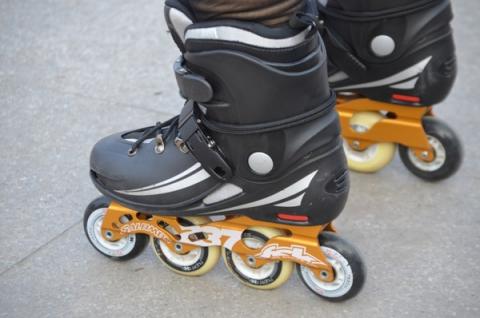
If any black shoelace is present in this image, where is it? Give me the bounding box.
[128,116,179,156]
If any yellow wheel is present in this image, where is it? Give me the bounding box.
[343,111,396,173]
[222,226,294,290]
[151,216,220,276]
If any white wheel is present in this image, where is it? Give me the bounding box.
[406,135,446,172]
[298,247,353,298]
[152,217,220,276]
[297,232,365,301]
[222,227,293,290]
[84,197,148,260]
[343,112,396,173]
[399,117,462,181]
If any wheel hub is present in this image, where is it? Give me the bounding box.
[231,237,276,280]
[87,208,136,257]
[299,246,353,298]
[158,239,203,267]
[408,135,446,171]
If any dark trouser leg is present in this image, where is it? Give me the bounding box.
[188,0,305,26]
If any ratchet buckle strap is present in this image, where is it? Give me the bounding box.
[176,100,233,181]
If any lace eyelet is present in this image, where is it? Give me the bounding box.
[154,145,165,154]
[154,134,165,154]
[128,148,137,157]
[175,137,189,154]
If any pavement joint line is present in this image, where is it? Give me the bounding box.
[41,86,177,118]
[0,218,83,277]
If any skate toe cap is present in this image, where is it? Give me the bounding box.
[89,130,219,208]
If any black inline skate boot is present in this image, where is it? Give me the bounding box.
[84,0,365,301]
[318,0,462,180]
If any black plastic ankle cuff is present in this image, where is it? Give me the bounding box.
[318,0,445,22]
[199,91,336,135]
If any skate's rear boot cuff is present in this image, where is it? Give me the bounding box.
[320,0,457,105]
[90,0,349,226]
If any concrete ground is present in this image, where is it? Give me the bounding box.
[1,1,479,317]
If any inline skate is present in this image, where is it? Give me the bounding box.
[83,0,365,301]
[318,0,463,180]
